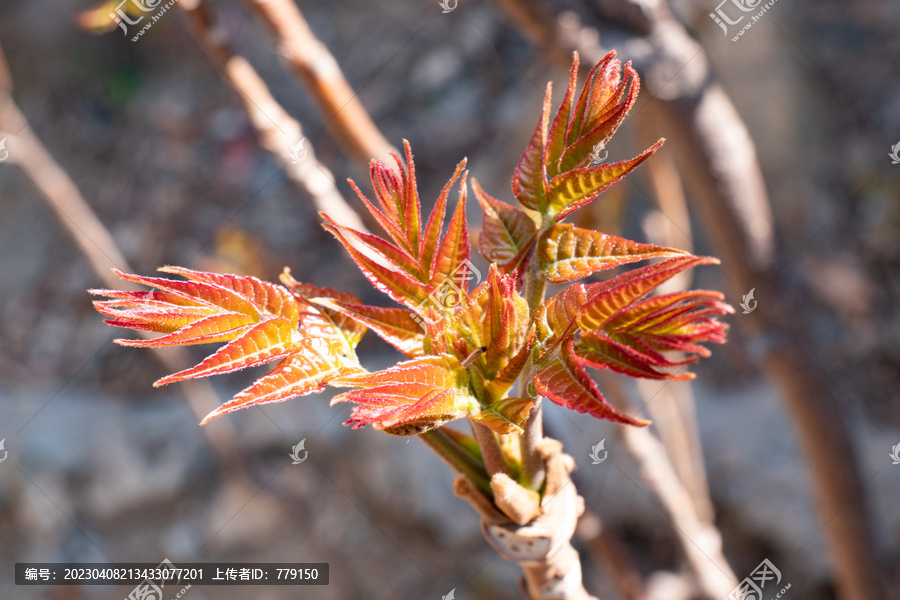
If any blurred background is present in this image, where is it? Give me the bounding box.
[0,0,898,599]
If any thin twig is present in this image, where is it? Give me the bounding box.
[598,373,738,598]
[237,0,396,167]
[180,1,368,233]
[471,420,513,479]
[421,428,493,497]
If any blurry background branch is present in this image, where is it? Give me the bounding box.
[237,0,397,167]
[179,0,368,233]
[598,373,737,599]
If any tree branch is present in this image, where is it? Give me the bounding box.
[237,0,397,167]
[179,1,368,233]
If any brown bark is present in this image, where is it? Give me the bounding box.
[456,439,598,600]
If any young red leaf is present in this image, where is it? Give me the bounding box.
[162,266,300,324]
[90,269,301,363]
[330,355,480,435]
[92,291,229,335]
[559,57,640,173]
[321,215,431,310]
[538,222,688,283]
[431,171,471,285]
[575,332,696,381]
[472,178,538,274]
[512,83,552,213]
[545,55,581,180]
[549,140,663,221]
[199,348,364,425]
[154,316,297,386]
[310,298,425,358]
[115,313,256,348]
[528,256,731,425]
[481,265,530,377]
[422,160,466,274]
[323,142,472,315]
[508,51,659,221]
[575,256,718,332]
[534,339,648,426]
[472,397,535,435]
[602,289,729,333]
[96,269,263,321]
[279,270,367,351]
[91,268,366,423]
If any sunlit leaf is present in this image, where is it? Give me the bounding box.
[549,141,663,220]
[331,355,479,435]
[534,339,648,426]
[512,84,552,213]
[508,51,659,221]
[311,298,425,358]
[472,397,535,434]
[538,223,687,283]
[90,268,364,422]
[473,178,537,274]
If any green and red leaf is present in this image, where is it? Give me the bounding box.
[331,355,479,435]
[90,268,365,424]
[575,256,718,332]
[431,172,471,285]
[310,298,426,358]
[512,84,552,213]
[472,397,535,434]
[473,178,538,274]
[199,350,363,425]
[528,256,732,424]
[481,265,530,377]
[509,51,659,222]
[324,141,473,317]
[534,339,648,426]
[538,222,687,283]
[549,141,663,220]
